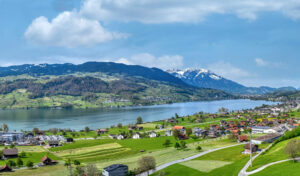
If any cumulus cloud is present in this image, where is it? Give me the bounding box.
[208,61,253,81]
[115,53,184,70]
[25,11,126,47]
[254,58,281,67]
[81,0,300,23]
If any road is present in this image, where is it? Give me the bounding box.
[137,143,243,176]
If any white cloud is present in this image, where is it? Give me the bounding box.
[115,53,184,70]
[81,0,300,23]
[25,11,126,47]
[208,61,253,81]
[254,58,281,67]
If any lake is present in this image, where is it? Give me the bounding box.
[0,99,278,131]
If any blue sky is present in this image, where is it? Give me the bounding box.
[1,0,300,88]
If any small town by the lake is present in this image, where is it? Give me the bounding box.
[1,1,300,176]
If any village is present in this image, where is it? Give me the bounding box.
[0,101,299,175]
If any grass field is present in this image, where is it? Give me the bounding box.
[247,136,300,171]
[251,161,300,176]
[4,164,69,176]
[151,144,248,176]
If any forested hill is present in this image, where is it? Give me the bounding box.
[0,62,234,109]
[0,62,186,86]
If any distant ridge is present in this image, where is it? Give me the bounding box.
[168,68,296,95]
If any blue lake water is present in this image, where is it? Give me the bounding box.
[0,99,278,131]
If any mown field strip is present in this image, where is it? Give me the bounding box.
[54,143,122,156]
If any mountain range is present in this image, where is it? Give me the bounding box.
[0,62,232,109]
[168,68,297,95]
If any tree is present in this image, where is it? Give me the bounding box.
[175,113,179,119]
[186,128,192,137]
[10,143,15,149]
[173,130,180,140]
[73,166,84,176]
[7,160,16,167]
[163,139,171,147]
[196,146,202,151]
[20,151,26,158]
[49,128,58,135]
[218,107,228,113]
[26,161,34,169]
[0,150,3,159]
[137,156,156,175]
[84,126,90,133]
[117,123,123,128]
[180,141,187,149]
[136,116,143,124]
[2,123,8,132]
[17,157,23,167]
[157,171,166,176]
[32,128,39,136]
[85,163,100,176]
[73,160,80,166]
[174,142,180,149]
[284,139,300,162]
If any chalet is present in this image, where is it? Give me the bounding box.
[0,165,12,172]
[117,135,124,140]
[165,130,172,136]
[251,133,282,144]
[41,156,57,165]
[3,149,18,159]
[137,126,144,130]
[109,134,117,139]
[132,133,140,139]
[102,164,128,176]
[96,129,108,134]
[244,143,259,154]
[237,135,249,142]
[149,131,157,138]
[48,140,60,147]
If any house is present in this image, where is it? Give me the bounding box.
[3,149,18,159]
[117,135,124,140]
[165,130,172,136]
[244,143,259,154]
[109,134,117,139]
[48,140,60,147]
[208,131,217,138]
[137,126,144,130]
[251,133,282,144]
[102,164,128,176]
[167,119,178,124]
[173,126,186,134]
[96,129,108,134]
[132,133,140,139]
[41,156,57,165]
[149,131,157,138]
[0,165,12,172]
[237,135,249,142]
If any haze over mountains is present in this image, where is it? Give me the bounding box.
[168,68,297,95]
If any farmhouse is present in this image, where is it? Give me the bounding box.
[48,140,60,147]
[237,135,249,142]
[117,135,124,140]
[251,133,282,144]
[165,130,172,136]
[149,131,157,138]
[3,149,18,159]
[102,164,128,176]
[96,129,108,134]
[244,143,259,154]
[132,133,140,139]
[41,156,57,165]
